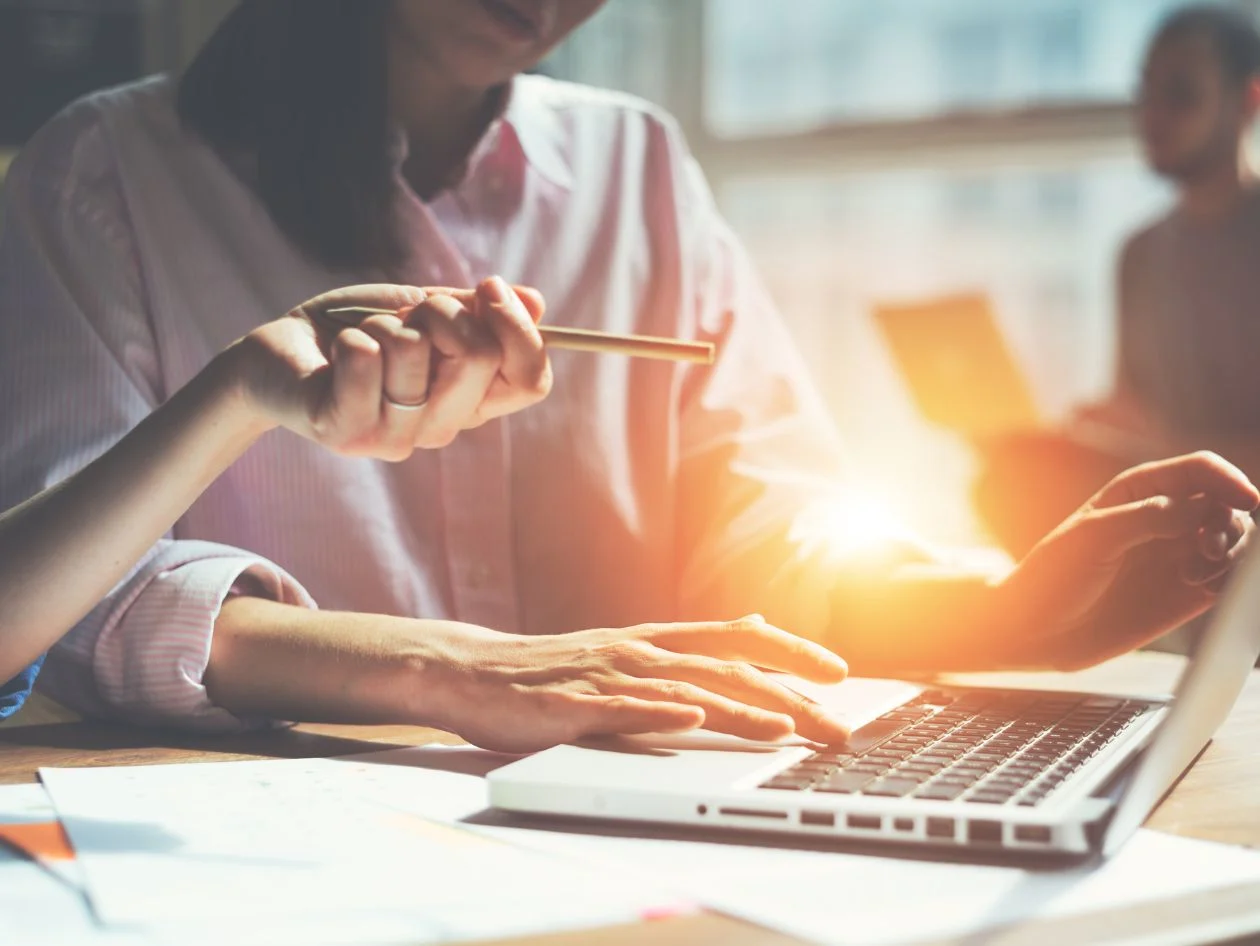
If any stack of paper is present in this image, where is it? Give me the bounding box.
[28,755,689,944]
[6,745,1260,946]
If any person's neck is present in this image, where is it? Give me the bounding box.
[1177,149,1258,221]
[388,57,499,199]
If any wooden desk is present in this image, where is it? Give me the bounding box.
[2,653,1258,946]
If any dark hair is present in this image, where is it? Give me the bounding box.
[1151,4,1260,84]
[178,0,400,272]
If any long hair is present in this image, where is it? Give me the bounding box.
[177,0,401,271]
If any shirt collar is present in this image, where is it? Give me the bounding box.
[388,76,574,194]
[500,75,575,191]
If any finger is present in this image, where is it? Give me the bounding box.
[296,283,432,315]
[1095,452,1259,512]
[605,677,796,741]
[646,617,849,683]
[510,285,547,324]
[1195,504,1241,562]
[475,276,551,417]
[355,315,432,459]
[323,328,383,449]
[1075,494,1213,561]
[1185,516,1253,585]
[657,657,850,744]
[407,295,502,447]
[569,694,705,738]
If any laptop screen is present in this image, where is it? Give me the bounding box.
[1102,546,1260,855]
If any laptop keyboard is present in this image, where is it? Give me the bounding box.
[760,690,1150,807]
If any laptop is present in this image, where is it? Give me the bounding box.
[872,294,1040,438]
[488,549,1260,861]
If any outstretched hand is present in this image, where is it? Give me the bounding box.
[427,616,851,754]
[1001,452,1258,670]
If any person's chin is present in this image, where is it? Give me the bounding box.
[1145,150,1191,180]
[444,48,529,94]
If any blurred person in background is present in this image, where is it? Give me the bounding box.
[0,0,1254,750]
[977,3,1260,561]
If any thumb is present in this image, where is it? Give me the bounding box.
[511,285,547,324]
[1079,494,1209,560]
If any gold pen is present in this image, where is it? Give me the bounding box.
[320,307,716,366]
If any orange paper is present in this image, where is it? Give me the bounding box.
[0,821,76,863]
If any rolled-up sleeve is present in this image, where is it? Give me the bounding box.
[0,100,313,731]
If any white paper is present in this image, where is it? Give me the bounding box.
[39,754,689,941]
[472,814,1260,946]
[0,844,146,946]
[37,745,1260,946]
[291,747,1260,946]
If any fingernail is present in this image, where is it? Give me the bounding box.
[484,275,516,307]
[744,613,767,624]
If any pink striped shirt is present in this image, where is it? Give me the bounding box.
[0,75,850,731]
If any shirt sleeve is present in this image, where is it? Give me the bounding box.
[0,99,314,732]
[671,150,930,639]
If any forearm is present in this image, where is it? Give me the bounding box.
[827,562,1020,677]
[0,350,270,683]
[204,597,478,729]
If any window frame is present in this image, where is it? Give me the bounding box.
[669,0,1260,191]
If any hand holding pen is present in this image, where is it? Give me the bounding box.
[226,277,714,460]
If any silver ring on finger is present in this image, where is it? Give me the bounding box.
[384,392,429,412]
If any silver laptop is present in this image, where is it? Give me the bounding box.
[489,549,1260,860]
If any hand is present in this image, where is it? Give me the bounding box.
[226,277,551,458]
[999,452,1258,671]
[425,616,852,754]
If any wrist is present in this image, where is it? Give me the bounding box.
[206,339,283,442]
[986,567,1055,671]
[390,620,517,735]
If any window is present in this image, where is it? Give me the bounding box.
[1036,9,1086,96]
[939,19,1003,107]
[719,160,1166,539]
[543,0,1250,540]
[703,0,1195,138]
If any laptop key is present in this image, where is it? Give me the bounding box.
[844,718,916,754]
[969,793,1013,805]
[862,778,921,798]
[761,778,814,791]
[915,783,967,801]
[819,770,879,792]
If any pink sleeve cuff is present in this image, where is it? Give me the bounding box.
[90,544,317,733]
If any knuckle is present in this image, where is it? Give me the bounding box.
[719,660,760,687]
[600,639,656,669]
[655,681,697,703]
[727,617,765,636]
[527,362,554,398]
